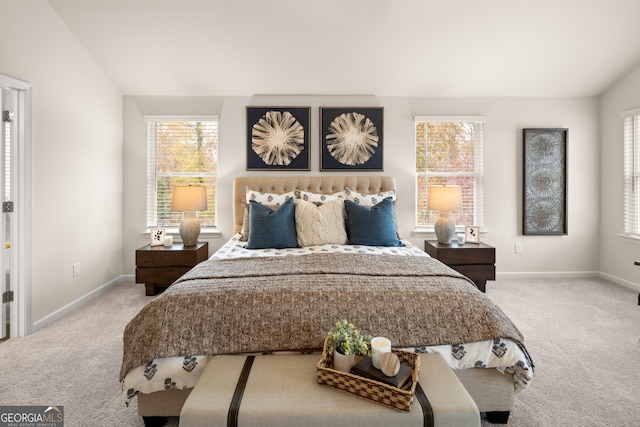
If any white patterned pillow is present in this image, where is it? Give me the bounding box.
[343,187,396,206]
[294,199,348,246]
[241,188,296,241]
[246,187,295,205]
[297,190,346,204]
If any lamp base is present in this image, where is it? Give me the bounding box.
[434,211,456,244]
[179,212,201,246]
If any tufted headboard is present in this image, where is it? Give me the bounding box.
[232,175,396,235]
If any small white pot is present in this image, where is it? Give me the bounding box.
[333,350,356,372]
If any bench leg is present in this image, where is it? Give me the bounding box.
[485,411,510,424]
[143,416,168,427]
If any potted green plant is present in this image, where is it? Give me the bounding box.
[326,320,372,372]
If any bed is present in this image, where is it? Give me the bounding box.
[121,175,533,426]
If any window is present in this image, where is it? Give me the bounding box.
[146,116,218,230]
[415,117,484,230]
[622,109,640,238]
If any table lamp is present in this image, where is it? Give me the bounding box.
[171,186,208,246]
[428,185,462,244]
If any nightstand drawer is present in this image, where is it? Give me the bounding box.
[136,266,193,287]
[451,264,496,281]
[136,243,208,267]
[424,240,496,292]
[424,241,495,265]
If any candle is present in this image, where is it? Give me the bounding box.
[371,337,391,369]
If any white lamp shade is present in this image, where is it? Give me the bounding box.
[428,185,462,212]
[171,186,208,212]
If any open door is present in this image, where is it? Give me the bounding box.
[0,74,32,338]
[0,88,9,340]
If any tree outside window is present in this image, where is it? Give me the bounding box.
[147,118,218,229]
[416,119,483,229]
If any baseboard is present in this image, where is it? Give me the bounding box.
[496,270,640,293]
[32,275,128,332]
[496,271,600,279]
[121,273,135,282]
[598,272,640,292]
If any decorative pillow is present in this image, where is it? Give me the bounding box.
[245,197,298,249]
[294,199,348,246]
[344,198,404,247]
[246,187,296,205]
[297,190,346,204]
[343,187,399,237]
[240,203,278,241]
[241,188,295,241]
[343,187,396,206]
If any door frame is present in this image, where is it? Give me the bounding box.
[0,74,32,337]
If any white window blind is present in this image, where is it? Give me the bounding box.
[622,109,640,237]
[145,116,218,229]
[415,117,484,229]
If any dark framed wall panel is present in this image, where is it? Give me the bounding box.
[523,128,568,235]
[319,107,383,171]
[246,106,311,171]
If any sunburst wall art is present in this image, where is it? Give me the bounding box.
[320,107,383,171]
[523,128,568,235]
[247,107,310,170]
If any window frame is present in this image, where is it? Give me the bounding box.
[145,115,219,234]
[621,108,640,240]
[414,116,485,234]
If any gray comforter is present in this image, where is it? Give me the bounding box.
[120,253,525,381]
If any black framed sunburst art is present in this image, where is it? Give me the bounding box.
[320,107,383,171]
[246,106,311,171]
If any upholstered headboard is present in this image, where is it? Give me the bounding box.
[232,175,396,235]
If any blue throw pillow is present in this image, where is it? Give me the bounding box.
[246,197,298,249]
[344,197,404,247]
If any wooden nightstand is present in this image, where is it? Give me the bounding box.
[424,240,495,292]
[135,242,208,296]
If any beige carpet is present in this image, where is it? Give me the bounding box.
[0,277,638,426]
[484,277,640,427]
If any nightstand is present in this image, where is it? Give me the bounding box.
[135,242,208,296]
[424,240,495,292]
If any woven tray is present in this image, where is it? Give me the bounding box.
[316,338,420,411]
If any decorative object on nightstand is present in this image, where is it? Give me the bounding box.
[428,185,462,244]
[424,240,495,292]
[171,186,207,246]
[150,228,165,246]
[465,225,480,243]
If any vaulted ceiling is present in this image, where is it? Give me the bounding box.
[49,0,640,97]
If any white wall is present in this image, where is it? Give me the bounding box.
[124,95,600,277]
[0,1,123,325]
[600,62,640,291]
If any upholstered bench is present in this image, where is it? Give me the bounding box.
[179,353,479,427]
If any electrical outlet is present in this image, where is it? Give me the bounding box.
[515,242,523,254]
[73,262,80,277]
